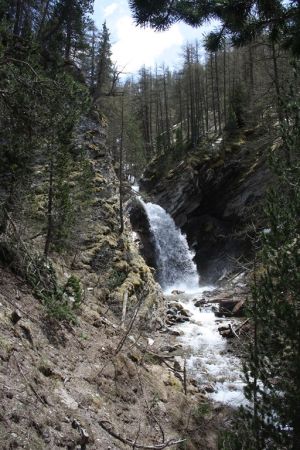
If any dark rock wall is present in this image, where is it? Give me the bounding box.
[128,198,157,271]
[140,127,276,282]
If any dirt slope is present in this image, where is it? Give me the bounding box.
[0,265,227,450]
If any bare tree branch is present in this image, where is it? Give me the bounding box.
[98,419,185,449]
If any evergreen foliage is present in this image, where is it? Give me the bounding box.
[237,86,300,450]
[129,0,300,54]
[0,0,113,320]
[93,21,113,100]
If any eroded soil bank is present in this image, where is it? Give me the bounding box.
[0,265,239,450]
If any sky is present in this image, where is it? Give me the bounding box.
[93,0,215,76]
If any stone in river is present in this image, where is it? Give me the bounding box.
[194,298,206,307]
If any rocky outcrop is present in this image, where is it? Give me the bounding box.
[53,115,165,327]
[141,126,277,282]
[128,197,157,271]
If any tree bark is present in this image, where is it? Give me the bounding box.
[119,93,125,234]
[44,156,54,257]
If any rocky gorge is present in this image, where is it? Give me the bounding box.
[139,125,277,282]
[0,114,243,450]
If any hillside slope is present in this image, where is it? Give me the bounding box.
[0,115,223,450]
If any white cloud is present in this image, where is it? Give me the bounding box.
[104,3,118,18]
[111,16,184,73]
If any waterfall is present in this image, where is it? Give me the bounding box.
[143,201,199,293]
[132,191,245,407]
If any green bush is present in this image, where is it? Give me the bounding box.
[106,269,127,290]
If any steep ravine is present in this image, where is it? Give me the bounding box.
[140,126,277,282]
[0,115,226,450]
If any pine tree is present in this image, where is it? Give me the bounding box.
[223,66,300,450]
[93,21,113,101]
[129,0,300,55]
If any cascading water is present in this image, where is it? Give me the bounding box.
[136,191,245,407]
[142,202,199,293]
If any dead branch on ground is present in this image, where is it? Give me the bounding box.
[98,419,185,449]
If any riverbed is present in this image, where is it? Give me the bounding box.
[167,289,246,407]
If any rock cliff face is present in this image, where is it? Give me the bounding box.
[69,115,164,327]
[128,197,157,271]
[140,126,277,282]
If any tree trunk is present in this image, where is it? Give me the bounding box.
[13,0,23,36]
[210,54,217,133]
[163,70,171,148]
[214,53,222,133]
[119,94,125,234]
[65,21,72,60]
[223,45,227,125]
[37,0,51,38]
[204,67,209,133]
[44,157,54,257]
[90,29,96,89]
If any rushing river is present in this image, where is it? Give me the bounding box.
[142,197,246,407]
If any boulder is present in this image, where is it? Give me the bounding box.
[194,298,206,307]
[171,290,185,295]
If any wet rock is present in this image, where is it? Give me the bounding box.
[166,308,177,316]
[171,290,185,295]
[180,309,192,318]
[222,329,235,338]
[200,384,215,394]
[177,315,190,323]
[218,325,230,333]
[160,344,182,353]
[167,329,183,336]
[128,198,157,270]
[194,298,206,307]
[218,323,236,338]
[168,301,190,317]
[202,290,219,297]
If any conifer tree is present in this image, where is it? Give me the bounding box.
[94,21,113,100]
[129,0,300,54]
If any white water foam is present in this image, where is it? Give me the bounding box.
[173,291,246,406]
[143,201,199,292]
[142,197,245,407]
